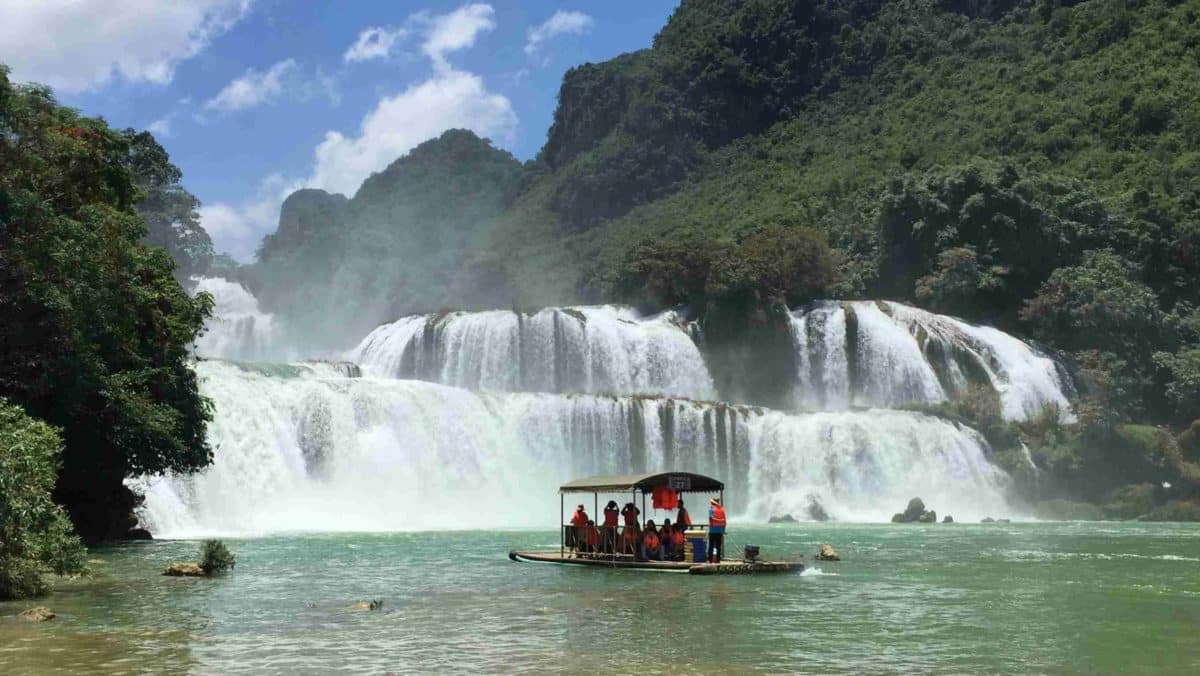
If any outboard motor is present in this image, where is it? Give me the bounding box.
[744,544,760,562]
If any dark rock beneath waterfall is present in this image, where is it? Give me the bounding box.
[768,514,798,523]
[125,527,153,540]
[817,544,840,561]
[807,499,831,522]
[892,497,939,523]
[19,607,55,622]
[942,515,954,523]
[997,518,1011,524]
[981,517,995,523]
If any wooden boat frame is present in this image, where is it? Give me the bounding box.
[508,471,804,575]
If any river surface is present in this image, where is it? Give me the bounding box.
[2,522,1198,675]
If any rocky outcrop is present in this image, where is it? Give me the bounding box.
[981,517,995,523]
[163,563,205,577]
[768,514,797,523]
[18,607,55,622]
[807,499,831,522]
[942,515,954,523]
[817,544,840,561]
[126,527,153,540]
[891,497,938,523]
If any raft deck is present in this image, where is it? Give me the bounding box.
[509,550,804,575]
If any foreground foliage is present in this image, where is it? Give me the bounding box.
[0,401,86,600]
[0,66,213,538]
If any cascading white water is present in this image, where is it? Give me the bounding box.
[191,277,284,362]
[790,301,1073,421]
[138,361,1013,536]
[351,305,715,398]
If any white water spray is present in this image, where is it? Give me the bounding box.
[192,277,285,362]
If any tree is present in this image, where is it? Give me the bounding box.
[0,66,213,538]
[120,129,214,280]
[0,400,87,600]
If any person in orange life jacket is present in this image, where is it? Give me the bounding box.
[585,520,601,553]
[708,497,727,563]
[570,504,589,555]
[620,502,640,554]
[659,519,675,558]
[622,524,639,555]
[676,499,692,529]
[640,520,664,561]
[670,523,686,560]
[602,500,619,553]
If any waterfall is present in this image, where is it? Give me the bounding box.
[351,306,715,399]
[191,277,284,362]
[790,301,1073,421]
[138,361,1013,536]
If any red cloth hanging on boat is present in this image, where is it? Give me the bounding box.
[651,486,679,510]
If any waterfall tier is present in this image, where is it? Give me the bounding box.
[351,306,715,399]
[790,301,1073,421]
[192,277,283,362]
[138,361,1013,536]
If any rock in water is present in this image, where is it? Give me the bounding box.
[981,517,996,523]
[126,527,153,540]
[768,514,798,523]
[943,515,954,523]
[19,607,55,622]
[807,499,831,522]
[817,544,840,561]
[163,562,206,577]
[351,600,383,611]
[891,513,906,523]
[903,497,927,521]
[918,510,937,523]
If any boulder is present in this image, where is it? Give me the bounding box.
[997,518,1011,524]
[942,515,954,523]
[816,544,840,561]
[163,562,206,577]
[918,510,937,523]
[981,517,996,523]
[903,497,927,521]
[768,514,798,524]
[18,607,55,622]
[351,599,383,611]
[891,513,906,523]
[125,527,153,540]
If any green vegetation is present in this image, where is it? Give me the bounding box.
[0,400,87,600]
[0,66,213,539]
[199,539,236,575]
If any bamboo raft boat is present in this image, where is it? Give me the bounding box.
[508,471,805,576]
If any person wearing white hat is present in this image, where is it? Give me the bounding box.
[708,496,727,563]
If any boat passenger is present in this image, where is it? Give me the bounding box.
[659,519,675,559]
[585,520,601,554]
[620,502,640,554]
[570,504,589,555]
[676,499,692,529]
[670,523,685,560]
[641,520,663,561]
[708,497,726,563]
[622,525,639,556]
[602,500,619,553]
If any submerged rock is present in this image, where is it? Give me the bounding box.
[768,514,798,523]
[19,607,55,622]
[163,562,206,577]
[817,544,840,561]
[942,515,954,523]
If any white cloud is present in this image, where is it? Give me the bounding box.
[524,10,593,55]
[147,117,172,138]
[423,3,495,69]
[203,59,297,114]
[307,68,516,197]
[344,25,408,63]
[203,3,515,260]
[199,174,299,262]
[0,0,251,93]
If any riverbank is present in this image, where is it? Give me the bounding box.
[2,523,1198,674]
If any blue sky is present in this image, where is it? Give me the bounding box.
[0,1,678,260]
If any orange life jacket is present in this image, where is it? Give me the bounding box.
[571,511,589,527]
[603,508,619,527]
[671,530,684,546]
[587,528,601,547]
[678,508,692,527]
[644,531,661,549]
[709,505,727,528]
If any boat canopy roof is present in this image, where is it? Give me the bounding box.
[559,472,724,494]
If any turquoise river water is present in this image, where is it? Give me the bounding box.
[1,522,1198,674]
